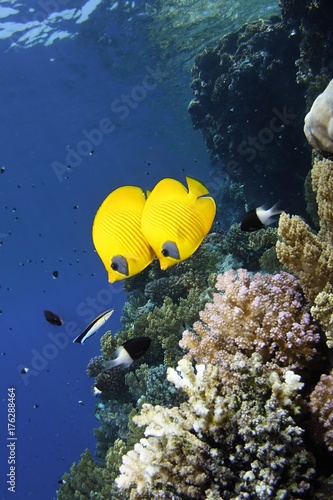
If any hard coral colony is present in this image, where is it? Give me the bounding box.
[117,270,320,499]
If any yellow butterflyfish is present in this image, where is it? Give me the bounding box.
[141,176,216,270]
[92,185,156,283]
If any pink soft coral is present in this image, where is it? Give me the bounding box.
[180,269,320,377]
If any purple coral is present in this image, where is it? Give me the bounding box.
[309,368,333,452]
[180,269,320,374]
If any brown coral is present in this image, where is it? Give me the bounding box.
[276,156,333,347]
[276,212,332,302]
[311,157,333,239]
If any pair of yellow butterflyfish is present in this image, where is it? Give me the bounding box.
[92,176,216,283]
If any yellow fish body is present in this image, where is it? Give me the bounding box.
[92,186,156,283]
[141,176,216,270]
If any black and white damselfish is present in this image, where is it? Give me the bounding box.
[240,204,281,232]
[73,309,114,344]
[104,336,151,370]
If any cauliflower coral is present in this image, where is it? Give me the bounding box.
[181,269,319,376]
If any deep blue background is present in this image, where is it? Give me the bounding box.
[0,19,214,500]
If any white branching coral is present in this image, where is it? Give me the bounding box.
[116,358,315,499]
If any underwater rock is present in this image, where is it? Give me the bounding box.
[188,17,308,213]
[304,80,333,155]
[280,0,333,102]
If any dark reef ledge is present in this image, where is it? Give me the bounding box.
[188,0,333,214]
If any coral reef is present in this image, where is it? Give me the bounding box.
[116,269,322,499]
[58,3,333,498]
[86,355,105,378]
[276,212,329,302]
[311,286,333,350]
[279,0,333,103]
[311,157,333,238]
[125,363,183,408]
[188,16,308,215]
[96,233,226,376]
[188,0,333,225]
[59,258,331,499]
[309,368,333,452]
[116,357,316,499]
[221,224,279,272]
[57,449,114,500]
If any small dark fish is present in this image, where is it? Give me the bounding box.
[44,310,63,326]
[73,309,114,344]
[58,479,67,485]
[240,204,281,232]
[20,367,29,375]
[104,336,151,370]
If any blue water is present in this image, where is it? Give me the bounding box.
[0,1,279,498]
